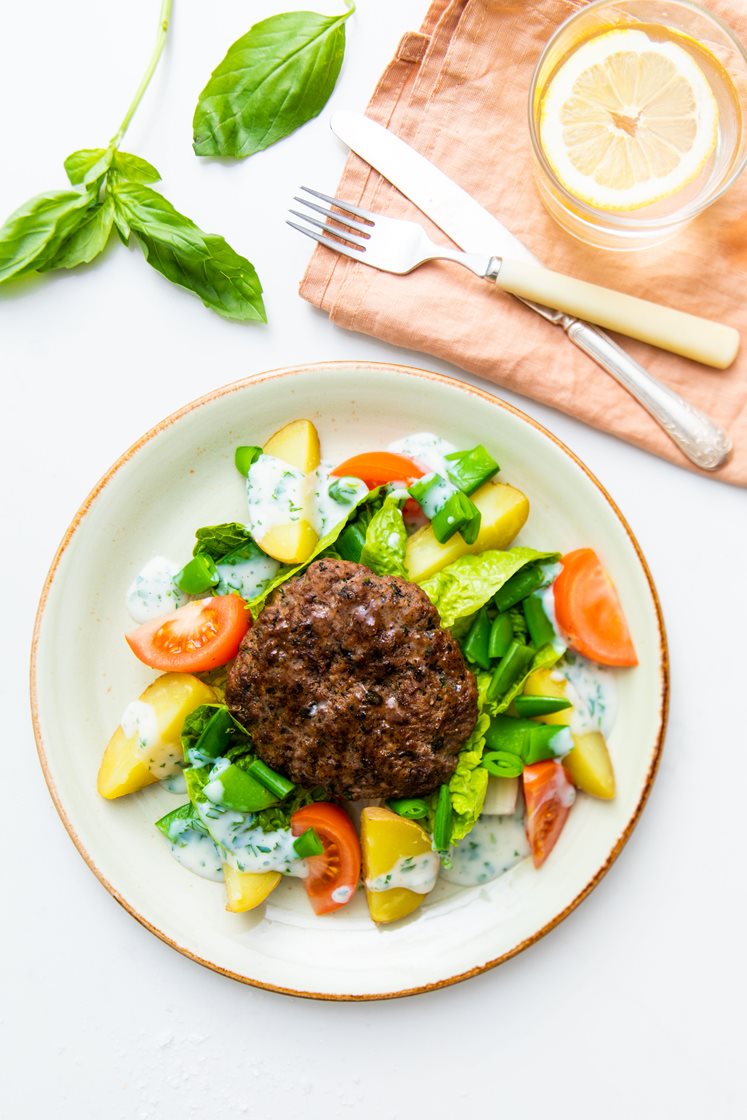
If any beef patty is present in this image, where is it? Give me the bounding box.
[225,558,478,799]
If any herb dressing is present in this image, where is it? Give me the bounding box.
[195,799,308,878]
[246,454,307,536]
[554,652,617,737]
[161,769,187,794]
[309,462,367,537]
[215,552,280,601]
[120,700,158,750]
[164,815,224,882]
[442,809,530,887]
[387,432,457,477]
[412,472,459,520]
[125,556,188,623]
[366,851,440,895]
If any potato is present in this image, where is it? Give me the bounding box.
[564,731,616,800]
[263,418,320,473]
[224,866,282,912]
[97,673,216,800]
[256,519,318,565]
[522,668,572,726]
[361,806,436,924]
[405,480,529,582]
[522,670,615,799]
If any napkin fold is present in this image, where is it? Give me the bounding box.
[300,0,747,486]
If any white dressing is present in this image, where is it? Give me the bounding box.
[120,701,158,750]
[309,462,367,537]
[413,472,459,520]
[215,553,280,601]
[246,454,306,537]
[164,816,224,882]
[442,809,530,887]
[387,432,457,477]
[161,769,187,795]
[553,652,618,737]
[366,851,440,895]
[195,800,308,878]
[125,556,187,623]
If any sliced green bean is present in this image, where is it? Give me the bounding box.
[293,827,324,858]
[486,641,534,702]
[488,612,513,659]
[246,758,295,799]
[482,751,524,778]
[514,694,571,718]
[462,608,491,671]
[444,445,500,495]
[175,553,219,595]
[493,565,545,612]
[523,593,556,648]
[234,445,262,477]
[431,490,481,544]
[433,784,453,851]
[387,798,429,820]
[188,706,236,764]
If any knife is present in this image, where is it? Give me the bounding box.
[330,110,731,471]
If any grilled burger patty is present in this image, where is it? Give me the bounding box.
[225,558,478,799]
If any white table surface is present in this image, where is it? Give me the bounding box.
[3,2,745,1116]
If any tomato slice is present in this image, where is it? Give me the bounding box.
[126,596,250,673]
[553,548,638,667]
[291,803,361,915]
[330,451,424,489]
[523,761,575,869]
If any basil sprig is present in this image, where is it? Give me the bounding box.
[0,0,265,323]
[193,2,356,159]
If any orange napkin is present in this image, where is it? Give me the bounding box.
[300,0,747,486]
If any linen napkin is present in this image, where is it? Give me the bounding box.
[300,0,747,486]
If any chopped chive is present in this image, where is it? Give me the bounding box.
[482,751,524,778]
[387,798,429,820]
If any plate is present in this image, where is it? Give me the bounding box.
[31,362,668,999]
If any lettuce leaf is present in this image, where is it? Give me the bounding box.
[359,495,407,578]
[419,548,557,629]
[447,710,491,844]
[193,522,254,560]
[245,487,378,616]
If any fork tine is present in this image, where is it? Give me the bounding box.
[288,209,369,249]
[292,195,372,236]
[286,221,363,259]
[300,185,378,224]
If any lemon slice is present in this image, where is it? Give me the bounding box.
[539,29,719,211]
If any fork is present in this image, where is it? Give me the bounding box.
[288,187,738,371]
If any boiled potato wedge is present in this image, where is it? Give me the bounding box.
[564,731,616,800]
[97,673,216,800]
[224,866,282,912]
[257,519,318,565]
[263,418,320,473]
[405,480,529,582]
[522,670,615,799]
[361,806,437,924]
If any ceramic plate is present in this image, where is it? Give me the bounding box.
[31,362,667,999]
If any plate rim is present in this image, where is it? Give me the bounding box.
[29,359,669,1001]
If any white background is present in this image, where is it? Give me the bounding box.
[2,1,745,1117]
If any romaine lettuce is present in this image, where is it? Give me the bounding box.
[360,495,408,579]
[419,548,558,629]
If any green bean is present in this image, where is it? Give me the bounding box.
[486,641,534,702]
[293,827,324,858]
[462,608,491,671]
[387,798,429,820]
[189,706,235,763]
[444,445,500,495]
[433,784,453,851]
[246,758,295,799]
[486,714,567,763]
[514,694,571,718]
[488,612,513,659]
[482,751,524,778]
[493,565,545,612]
[523,593,556,648]
[234,445,262,477]
[175,553,219,595]
[212,764,279,812]
[431,490,481,544]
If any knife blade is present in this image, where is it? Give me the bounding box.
[327,110,732,470]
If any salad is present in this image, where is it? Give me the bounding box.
[98,418,638,923]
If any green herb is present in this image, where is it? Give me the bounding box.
[328,478,361,504]
[193,2,356,159]
[0,0,265,322]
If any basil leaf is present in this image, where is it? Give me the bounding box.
[38,195,115,271]
[111,151,161,183]
[64,148,112,185]
[112,180,266,322]
[0,188,94,283]
[193,8,351,158]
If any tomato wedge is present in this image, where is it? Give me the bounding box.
[291,803,361,915]
[330,451,424,489]
[523,761,575,869]
[553,548,638,667]
[126,596,250,673]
